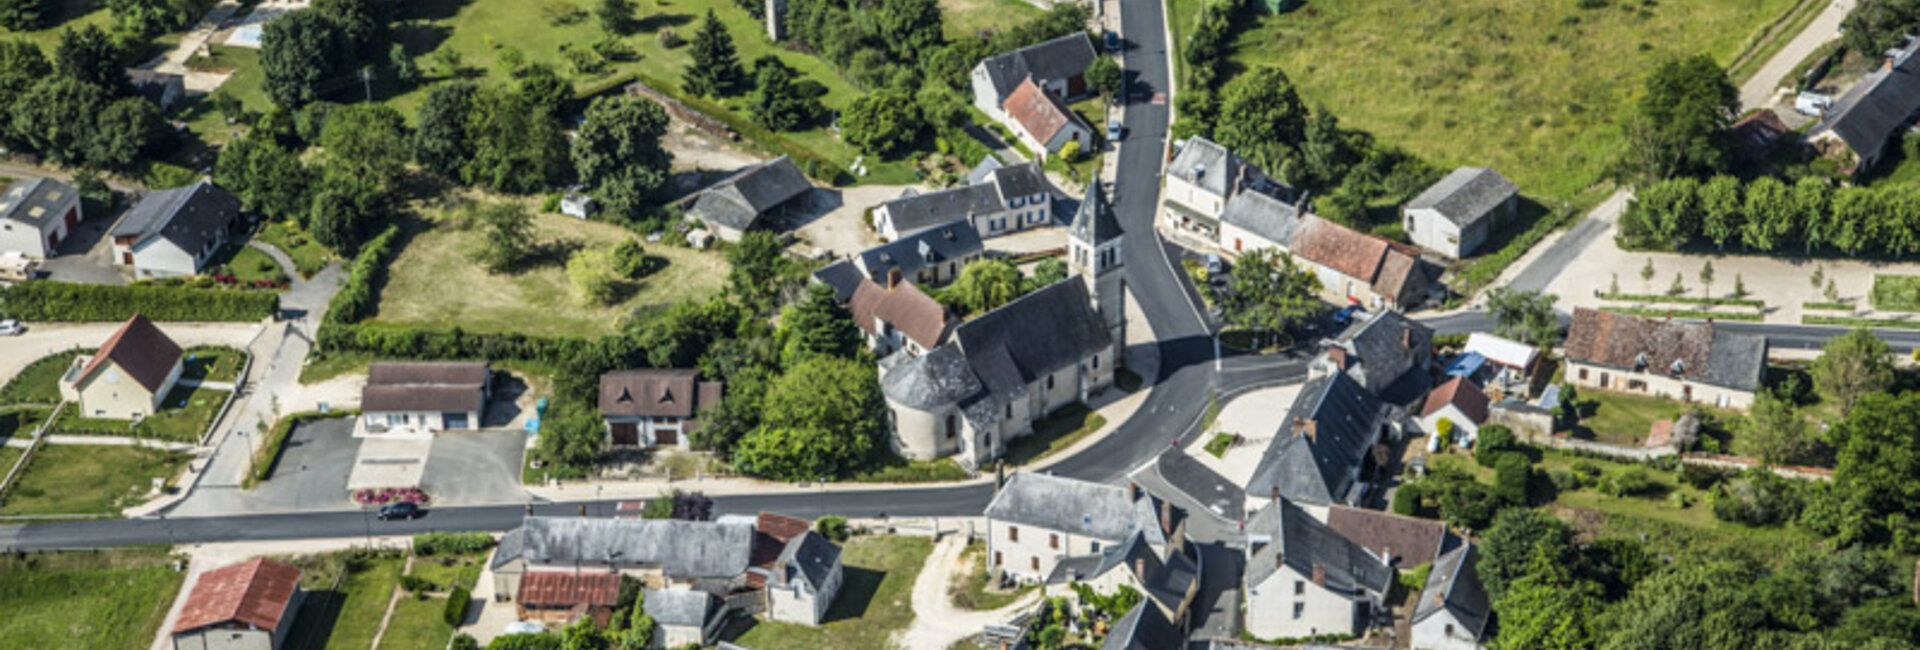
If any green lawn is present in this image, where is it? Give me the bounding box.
[210,243,290,285]
[730,536,933,649]
[0,350,86,405]
[138,384,232,442]
[941,0,1045,40]
[181,45,268,146]
[1220,0,1801,201]
[1871,274,1920,312]
[182,345,247,383]
[0,1,116,54]
[0,549,186,650]
[852,457,972,483]
[368,207,729,337]
[284,556,407,650]
[300,351,376,385]
[257,220,336,276]
[406,554,485,592]
[1003,403,1106,466]
[0,444,190,516]
[0,446,21,476]
[0,406,51,439]
[1574,389,1717,447]
[378,596,456,650]
[1203,432,1234,458]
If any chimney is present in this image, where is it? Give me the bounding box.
[887,268,902,290]
[1327,347,1348,370]
[1433,593,1446,609]
[1312,563,1327,587]
[1135,558,1147,579]
[1159,499,1172,534]
[994,461,1005,493]
[1304,419,1319,443]
[1270,486,1280,503]
[1401,328,1411,349]
[1128,481,1142,502]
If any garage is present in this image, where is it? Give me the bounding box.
[609,422,639,446]
[443,412,470,429]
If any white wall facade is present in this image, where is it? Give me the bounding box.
[986,519,1114,582]
[1245,567,1364,641]
[0,195,81,259]
[604,415,690,449]
[1219,220,1285,258]
[767,562,843,625]
[1566,361,1756,411]
[66,357,181,420]
[1411,609,1484,650]
[171,627,274,650]
[122,237,210,278]
[1417,405,1482,445]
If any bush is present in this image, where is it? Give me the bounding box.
[445,586,472,625]
[1391,483,1423,516]
[816,515,850,542]
[1474,424,1521,467]
[321,225,402,326]
[1493,452,1532,505]
[1679,463,1732,489]
[1599,467,1660,498]
[1548,468,1584,492]
[413,532,495,556]
[400,575,436,593]
[0,281,278,322]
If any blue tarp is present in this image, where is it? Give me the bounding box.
[1444,352,1487,379]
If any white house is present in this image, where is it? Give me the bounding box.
[1242,499,1393,641]
[763,531,844,625]
[1410,544,1490,650]
[111,180,245,278]
[1418,377,1490,446]
[1218,190,1303,258]
[0,178,84,259]
[1564,308,1768,410]
[982,472,1186,582]
[59,314,184,421]
[357,361,491,437]
[1162,137,1243,237]
[598,369,723,449]
[1048,531,1200,627]
[170,559,303,650]
[1002,78,1094,161]
[1402,167,1518,259]
[970,33,1097,123]
[872,160,1050,241]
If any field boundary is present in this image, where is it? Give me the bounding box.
[0,403,58,507]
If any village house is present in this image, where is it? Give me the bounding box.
[1310,310,1436,405]
[1563,308,1768,410]
[876,185,1122,465]
[1100,601,1187,650]
[1218,190,1304,258]
[111,180,246,278]
[1459,332,1539,399]
[59,314,183,421]
[1410,544,1491,650]
[1418,377,1491,445]
[598,369,723,449]
[1162,136,1246,238]
[1246,372,1400,517]
[849,277,954,358]
[1323,504,1459,570]
[644,589,728,647]
[1002,78,1095,161]
[170,558,304,650]
[983,472,1187,582]
[761,529,844,626]
[1242,498,1394,641]
[683,156,814,242]
[1048,530,1201,627]
[849,218,985,289]
[871,160,1051,241]
[0,178,83,259]
[357,361,491,437]
[1288,216,1433,312]
[970,32,1098,123]
[1401,167,1518,259]
[1809,40,1920,176]
[515,572,622,625]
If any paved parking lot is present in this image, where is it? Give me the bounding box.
[421,429,530,506]
[172,416,360,516]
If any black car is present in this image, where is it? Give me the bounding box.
[377,501,424,520]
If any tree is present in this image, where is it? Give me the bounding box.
[1222,248,1322,346]
[9,76,107,165]
[307,175,383,253]
[1697,174,1742,250]
[572,95,673,216]
[465,88,570,193]
[0,38,49,101]
[469,202,536,273]
[215,135,312,222]
[1639,257,1655,293]
[388,42,418,86]
[1491,573,1601,650]
[840,89,923,157]
[1618,55,1736,182]
[749,55,823,131]
[1823,392,1920,549]
[726,231,787,312]
[1479,508,1574,598]
[313,0,393,54]
[86,97,166,170]
[597,0,636,35]
[1842,0,1920,56]
[616,588,655,649]
[1668,272,1685,297]
[1494,452,1531,506]
[317,103,409,188]
[53,25,125,93]
[945,259,1025,314]
[1085,56,1122,98]
[778,283,861,366]
[671,490,714,521]
[875,0,942,59]
[1790,177,1831,254]
[1213,67,1309,176]
[732,356,887,480]
[517,63,573,119]
[683,9,744,97]
[412,81,478,178]
[1732,273,1748,299]
[0,0,41,31]
[1030,258,1068,286]
[259,10,348,107]
[1598,560,1769,650]
[1812,328,1894,415]
[1742,390,1813,465]
[567,248,619,305]
[610,238,648,278]
[1485,288,1561,347]
[1740,175,1793,250]
[1698,260,1715,298]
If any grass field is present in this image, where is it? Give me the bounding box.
[379,596,456,650]
[0,445,189,516]
[183,345,246,383]
[138,384,231,442]
[1220,0,1800,201]
[1573,390,1726,447]
[369,208,728,337]
[300,351,376,385]
[0,350,85,405]
[941,0,1045,41]
[730,536,932,649]
[0,407,51,439]
[211,244,290,285]
[0,1,116,54]
[1003,403,1106,466]
[0,550,186,650]
[257,220,336,276]
[1871,274,1920,312]
[949,542,1034,610]
[406,554,485,592]
[284,556,407,650]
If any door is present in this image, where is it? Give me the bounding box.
[122,252,134,265]
[655,426,678,447]
[609,422,638,446]
[443,412,469,429]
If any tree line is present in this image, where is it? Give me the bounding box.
[1617,173,1920,256]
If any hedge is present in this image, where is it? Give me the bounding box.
[0,281,277,322]
[1599,292,1765,308]
[247,411,356,487]
[1802,315,1920,330]
[321,226,402,327]
[444,586,471,626]
[413,532,495,556]
[1598,306,1764,322]
[1455,204,1578,295]
[629,70,852,185]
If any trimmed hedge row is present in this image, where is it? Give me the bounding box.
[1599,306,1764,322]
[444,586,471,625]
[322,226,402,326]
[413,531,495,556]
[1803,315,1920,330]
[0,281,277,322]
[1600,292,1765,308]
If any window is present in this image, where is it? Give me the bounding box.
[1090,542,1100,553]
[1406,217,1415,232]
[1293,602,1305,619]
[1091,355,1099,370]
[1295,580,1305,595]
[1578,368,1589,381]
[1046,375,1055,390]
[994,551,1003,566]
[1013,196,1025,207]
[1627,379,1647,391]
[1031,556,1040,571]
[1049,533,1059,549]
[946,414,958,439]
[1446,624,1455,637]
[1008,526,1019,542]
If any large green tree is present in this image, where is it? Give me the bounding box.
[465,88,570,193]
[0,0,41,31]
[875,0,942,59]
[1842,0,1920,57]
[683,9,744,97]
[1598,560,1769,650]
[1492,572,1601,650]
[307,174,384,253]
[517,63,572,119]
[259,9,348,107]
[777,283,862,367]
[1812,328,1894,416]
[725,231,788,312]
[944,259,1026,314]
[411,81,478,178]
[1085,56,1122,99]
[86,97,167,170]
[318,103,409,186]
[215,135,312,222]
[1478,508,1574,599]
[1739,175,1793,251]
[1213,67,1309,177]
[597,0,636,34]
[110,0,205,36]
[469,202,537,274]
[1485,288,1561,347]
[1696,174,1743,251]
[53,24,126,93]
[840,89,923,157]
[9,76,107,165]
[1739,390,1813,465]
[1222,248,1321,345]
[1821,392,1920,549]
[572,94,673,217]
[749,55,823,132]
[1618,55,1737,182]
[732,356,888,480]
[313,0,393,54]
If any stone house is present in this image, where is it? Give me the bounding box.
[515,572,621,625]
[1162,136,1245,238]
[170,559,303,650]
[1246,372,1399,516]
[111,180,245,279]
[970,33,1098,123]
[1218,190,1304,258]
[982,472,1187,583]
[0,178,83,259]
[644,589,727,647]
[60,314,183,421]
[357,361,491,436]
[1310,310,1436,405]
[1810,41,1920,176]
[598,369,723,449]
[1100,601,1186,650]
[1418,377,1491,445]
[1288,216,1432,312]
[1242,498,1393,641]
[1410,544,1491,650]
[872,160,1051,241]
[1401,167,1518,259]
[1563,308,1768,410]
[762,531,843,625]
[849,277,953,358]
[1048,530,1201,627]
[684,156,813,242]
[1323,504,1459,570]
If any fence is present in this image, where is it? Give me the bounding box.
[1679,454,1834,482]
[0,403,61,507]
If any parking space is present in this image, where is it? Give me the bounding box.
[171,417,360,516]
[420,429,529,506]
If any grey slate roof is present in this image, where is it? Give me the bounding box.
[1816,43,1920,164]
[113,180,241,254]
[856,218,985,283]
[954,279,1112,391]
[642,588,723,628]
[686,156,812,231]
[0,178,76,227]
[1333,311,1434,403]
[1412,544,1490,640]
[879,345,983,410]
[974,33,1099,103]
[773,531,842,592]
[491,517,752,580]
[1403,167,1517,227]
[1220,190,1302,246]
[1101,601,1186,650]
[810,259,865,302]
[1048,531,1197,620]
[984,472,1178,545]
[1069,172,1123,245]
[965,154,1004,185]
[1705,330,1769,392]
[1245,499,1393,601]
[1246,373,1389,506]
[1150,450,1245,521]
[1168,136,1240,198]
[877,162,1048,236]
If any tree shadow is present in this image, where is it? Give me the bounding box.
[397,0,472,22]
[820,566,885,623]
[635,12,695,33]
[283,590,344,650]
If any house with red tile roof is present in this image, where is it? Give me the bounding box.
[170,558,303,650]
[1001,78,1094,161]
[1418,377,1491,443]
[849,276,954,358]
[1563,308,1768,410]
[1288,216,1432,311]
[58,314,183,420]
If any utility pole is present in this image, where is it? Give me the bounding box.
[360,67,374,103]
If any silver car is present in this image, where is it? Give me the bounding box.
[0,320,24,336]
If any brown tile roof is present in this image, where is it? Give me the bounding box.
[1564,308,1712,378]
[849,279,952,350]
[174,559,301,634]
[748,512,813,588]
[1372,248,1423,302]
[516,571,622,608]
[1325,505,1453,568]
[599,369,722,418]
[1290,217,1389,282]
[361,361,490,413]
[76,314,182,393]
[367,361,490,386]
[1422,377,1490,424]
[1002,78,1088,146]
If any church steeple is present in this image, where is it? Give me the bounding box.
[1069,173,1126,355]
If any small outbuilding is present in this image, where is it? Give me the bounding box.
[358,361,491,436]
[1401,167,1518,259]
[170,558,304,650]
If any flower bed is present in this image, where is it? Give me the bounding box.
[352,487,432,506]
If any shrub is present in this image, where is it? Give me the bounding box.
[1548,468,1584,492]
[816,515,850,542]
[1474,424,1521,467]
[0,281,277,322]
[1599,467,1659,498]
[400,575,436,593]
[1391,483,1423,516]
[445,586,472,625]
[1493,452,1532,505]
[1679,463,1732,489]
[414,532,495,556]
[321,225,402,326]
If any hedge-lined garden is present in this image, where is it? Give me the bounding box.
[0,281,277,322]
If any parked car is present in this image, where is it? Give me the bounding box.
[1107,119,1123,141]
[1105,30,1120,53]
[0,320,23,336]
[1333,304,1367,326]
[1204,253,1226,278]
[377,501,424,520]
